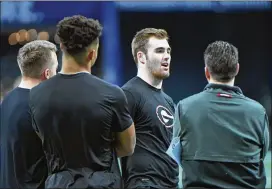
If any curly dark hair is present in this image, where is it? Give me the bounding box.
[56,15,102,56]
[204,41,239,82]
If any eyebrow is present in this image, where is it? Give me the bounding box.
[155,47,171,51]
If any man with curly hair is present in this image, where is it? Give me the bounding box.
[29,15,136,188]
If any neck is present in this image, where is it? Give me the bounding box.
[60,55,91,74]
[18,77,41,89]
[209,78,235,86]
[137,68,163,89]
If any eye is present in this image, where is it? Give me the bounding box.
[156,48,165,53]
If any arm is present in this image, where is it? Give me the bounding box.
[261,113,270,160]
[30,109,42,140]
[112,88,136,158]
[29,89,43,140]
[173,101,182,139]
[115,124,135,157]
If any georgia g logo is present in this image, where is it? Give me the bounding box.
[156,105,174,128]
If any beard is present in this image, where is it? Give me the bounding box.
[146,60,170,80]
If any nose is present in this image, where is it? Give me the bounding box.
[163,53,170,62]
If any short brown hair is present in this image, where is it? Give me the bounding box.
[17,40,57,79]
[131,28,169,64]
[204,41,239,82]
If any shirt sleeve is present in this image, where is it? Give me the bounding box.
[111,87,134,132]
[29,90,41,137]
[122,89,137,119]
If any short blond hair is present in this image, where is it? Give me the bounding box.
[17,40,57,78]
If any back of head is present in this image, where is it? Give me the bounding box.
[131,28,169,65]
[17,40,57,79]
[56,15,103,65]
[204,41,239,82]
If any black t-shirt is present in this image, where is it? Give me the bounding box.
[0,87,47,189]
[29,73,133,188]
[121,77,179,188]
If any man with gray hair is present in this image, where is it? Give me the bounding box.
[0,40,58,189]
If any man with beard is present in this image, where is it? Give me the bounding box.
[121,28,179,188]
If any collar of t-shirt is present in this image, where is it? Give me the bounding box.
[204,83,243,95]
[59,71,90,75]
[136,76,162,92]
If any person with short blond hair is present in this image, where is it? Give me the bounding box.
[0,40,58,189]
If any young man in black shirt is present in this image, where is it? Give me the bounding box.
[174,41,270,189]
[29,15,136,188]
[121,28,179,188]
[0,40,59,188]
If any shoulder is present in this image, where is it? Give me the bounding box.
[85,74,122,94]
[122,77,139,92]
[109,85,128,108]
[96,76,125,98]
[82,75,128,105]
[30,75,57,95]
[122,77,143,100]
[162,91,175,108]
[1,88,16,103]
[1,88,30,118]
[178,91,205,107]
[241,96,266,115]
[176,91,206,116]
[90,77,126,103]
[2,88,29,104]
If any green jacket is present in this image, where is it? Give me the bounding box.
[174,83,270,188]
